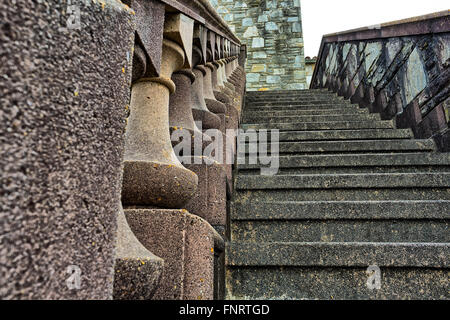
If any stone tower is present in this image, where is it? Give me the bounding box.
[210,0,307,91]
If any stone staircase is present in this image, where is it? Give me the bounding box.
[226,89,450,300]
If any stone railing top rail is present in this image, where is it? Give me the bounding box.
[159,0,241,44]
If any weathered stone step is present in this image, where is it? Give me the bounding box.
[244,108,369,116]
[245,91,333,98]
[245,104,361,111]
[232,220,449,243]
[233,188,450,202]
[240,166,449,175]
[232,200,450,221]
[231,201,450,243]
[226,243,450,300]
[227,267,450,300]
[246,90,335,95]
[276,129,414,141]
[242,120,395,131]
[240,139,440,158]
[246,89,329,94]
[227,242,449,267]
[236,173,450,190]
[247,100,352,107]
[245,97,344,103]
[242,114,381,123]
[246,98,344,104]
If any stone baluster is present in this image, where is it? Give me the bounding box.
[121,13,224,301]
[191,27,222,130]
[121,13,200,209]
[169,69,214,155]
[207,36,240,136]
[114,0,167,301]
[204,33,227,133]
[170,24,230,239]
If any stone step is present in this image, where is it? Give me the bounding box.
[231,201,450,243]
[233,188,450,202]
[232,200,450,221]
[245,104,361,111]
[230,89,449,301]
[244,108,370,116]
[226,243,450,300]
[238,151,447,175]
[236,173,450,190]
[232,220,449,243]
[242,114,381,123]
[246,100,352,107]
[276,129,414,141]
[240,139,440,158]
[242,120,395,131]
[227,242,449,267]
[246,90,334,95]
[245,91,333,98]
[245,98,342,103]
[245,97,344,103]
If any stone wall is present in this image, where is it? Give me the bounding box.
[311,11,450,151]
[210,0,307,91]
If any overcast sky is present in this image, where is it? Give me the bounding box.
[301,1,449,57]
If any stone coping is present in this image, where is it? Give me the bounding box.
[311,10,449,88]
[323,10,449,40]
[161,0,241,45]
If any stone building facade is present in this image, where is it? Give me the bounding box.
[210,0,307,91]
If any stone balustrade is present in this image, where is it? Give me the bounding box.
[0,0,245,300]
[311,11,450,151]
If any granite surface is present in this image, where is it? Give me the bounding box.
[0,0,135,299]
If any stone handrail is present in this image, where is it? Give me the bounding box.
[311,10,449,151]
[117,0,247,301]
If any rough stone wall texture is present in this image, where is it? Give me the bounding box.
[210,0,307,91]
[0,0,135,299]
[312,33,450,151]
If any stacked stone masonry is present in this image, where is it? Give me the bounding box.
[0,0,245,300]
[210,0,307,91]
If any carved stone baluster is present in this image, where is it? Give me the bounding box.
[122,37,198,208]
[169,69,213,155]
[122,14,223,301]
[114,0,167,301]
[188,29,219,131]
[208,37,240,137]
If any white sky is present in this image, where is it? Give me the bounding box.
[301,0,449,57]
